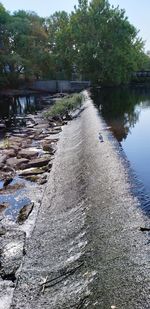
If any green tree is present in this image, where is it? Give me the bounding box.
[70,0,145,84]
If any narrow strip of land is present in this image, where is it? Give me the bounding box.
[11,92,150,309]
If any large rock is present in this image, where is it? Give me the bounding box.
[17,202,34,224]
[19,167,46,177]
[48,127,62,134]
[6,157,29,169]
[0,155,7,165]
[0,203,9,214]
[18,149,39,159]
[42,142,55,154]
[0,183,24,194]
[21,157,51,169]
[2,149,16,158]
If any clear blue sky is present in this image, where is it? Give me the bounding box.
[1,0,150,50]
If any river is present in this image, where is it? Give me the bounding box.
[10,92,150,309]
[91,86,150,217]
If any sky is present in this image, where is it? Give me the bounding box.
[1,0,150,51]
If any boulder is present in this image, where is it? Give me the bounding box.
[17,202,34,224]
[6,157,29,169]
[38,178,47,185]
[19,167,46,177]
[24,175,39,183]
[18,149,39,159]
[21,157,51,169]
[42,143,55,154]
[0,203,9,213]
[0,155,7,165]
[49,127,62,134]
[3,149,16,158]
[0,183,24,194]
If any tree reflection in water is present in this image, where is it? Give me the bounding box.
[91,87,150,142]
[0,95,37,128]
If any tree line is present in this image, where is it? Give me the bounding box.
[0,0,149,87]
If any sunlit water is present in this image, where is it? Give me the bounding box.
[92,87,150,215]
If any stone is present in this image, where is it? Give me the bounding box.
[38,178,47,185]
[0,183,24,194]
[19,168,46,177]
[0,123,6,130]
[3,177,13,188]
[3,149,16,158]
[0,225,6,236]
[0,203,9,213]
[140,227,150,232]
[21,157,51,169]
[17,202,34,224]
[49,127,62,134]
[18,149,39,159]
[0,155,7,165]
[6,157,29,169]
[25,175,39,182]
[42,143,55,154]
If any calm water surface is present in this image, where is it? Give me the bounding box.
[92,87,150,214]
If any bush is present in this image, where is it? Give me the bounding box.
[45,93,83,118]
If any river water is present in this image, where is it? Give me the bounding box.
[92,87,150,216]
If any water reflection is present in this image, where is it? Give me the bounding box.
[0,95,37,119]
[92,86,150,215]
[92,87,150,142]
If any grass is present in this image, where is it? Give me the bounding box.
[45,93,83,118]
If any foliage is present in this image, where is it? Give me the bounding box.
[45,93,83,117]
[0,0,149,87]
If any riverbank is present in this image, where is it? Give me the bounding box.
[0,92,85,308]
[6,91,150,309]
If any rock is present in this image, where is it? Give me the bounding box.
[0,155,7,165]
[140,227,150,232]
[42,143,55,154]
[64,113,72,121]
[3,177,13,188]
[2,165,15,173]
[6,157,29,169]
[49,127,62,134]
[0,163,4,170]
[43,137,59,143]
[0,225,6,236]
[52,115,62,122]
[0,183,24,194]
[19,168,46,177]
[17,202,34,224]
[18,149,39,159]
[25,175,40,183]
[0,203,9,213]
[3,149,16,157]
[0,123,6,130]
[9,136,23,142]
[21,157,51,169]
[38,178,47,185]
[21,140,32,148]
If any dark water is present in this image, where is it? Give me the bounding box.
[0,94,47,131]
[92,87,150,215]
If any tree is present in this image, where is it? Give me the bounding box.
[70,0,145,84]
